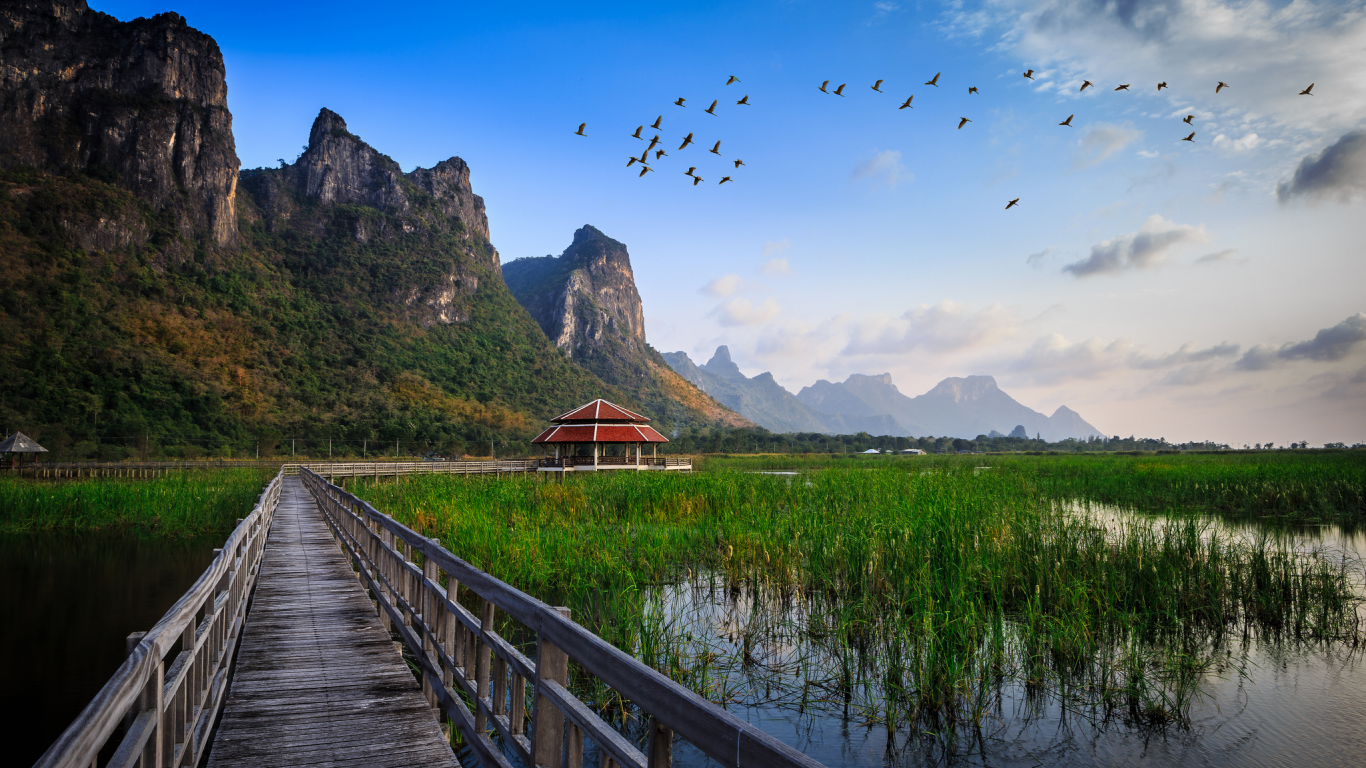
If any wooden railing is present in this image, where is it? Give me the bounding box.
[301,468,820,768]
[33,470,284,768]
[290,460,538,479]
[537,457,692,469]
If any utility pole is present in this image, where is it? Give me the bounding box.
[395,439,399,457]
[329,439,332,459]
[363,439,366,457]
[292,439,295,457]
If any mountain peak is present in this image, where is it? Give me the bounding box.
[308,108,351,148]
[704,346,746,380]
[928,375,1000,402]
[846,372,897,389]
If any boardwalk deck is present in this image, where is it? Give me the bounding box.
[206,477,458,768]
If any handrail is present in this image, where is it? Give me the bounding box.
[300,467,820,768]
[32,470,285,768]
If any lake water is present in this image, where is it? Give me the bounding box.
[0,532,219,767]
[643,512,1366,768]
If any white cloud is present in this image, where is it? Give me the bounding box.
[1196,248,1241,264]
[1025,246,1056,268]
[851,149,908,189]
[1212,132,1263,152]
[700,274,744,297]
[761,238,791,257]
[711,297,781,327]
[1006,334,1240,385]
[1235,314,1366,370]
[977,0,1366,150]
[1074,122,1143,168]
[1063,214,1209,276]
[842,300,1021,356]
[760,257,791,275]
[1276,130,1366,203]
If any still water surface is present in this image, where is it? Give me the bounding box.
[0,533,219,766]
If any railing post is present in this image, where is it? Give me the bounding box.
[531,606,571,768]
[121,632,146,734]
[475,599,495,733]
[422,543,440,715]
[647,717,674,768]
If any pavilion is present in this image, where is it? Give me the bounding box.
[1,431,48,469]
[532,399,687,471]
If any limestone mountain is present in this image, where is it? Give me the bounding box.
[797,373,1103,441]
[0,2,688,457]
[0,0,239,250]
[504,226,749,429]
[662,347,900,435]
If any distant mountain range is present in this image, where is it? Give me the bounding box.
[664,347,1104,440]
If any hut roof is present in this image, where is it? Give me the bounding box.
[0,431,48,453]
[531,424,669,444]
[550,399,650,424]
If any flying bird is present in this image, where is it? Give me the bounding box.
[631,126,643,139]
[898,95,914,109]
[819,80,830,93]
[719,176,732,185]
[968,86,979,94]
[958,117,971,129]
[1216,81,1229,93]
[726,75,740,85]
[1059,114,1074,126]
[872,79,884,92]
[736,94,750,105]
[1006,198,1019,210]
[646,135,660,151]
[1114,84,1130,91]
[639,165,654,177]
[733,159,745,168]
[1300,83,1315,95]
[705,99,718,115]
[575,123,586,136]
[651,116,663,130]
[926,72,941,87]
[1080,80,1094,91]
[685,167,696,177]
[834,83,847,96]
[655,149,667,160]
[1182,132,1195,142]
[626,157,638,167]
[638,149,649,163]
[692,175,703,186]
[1157,81,1168,90]
[1023,69,1035,79]
[679,132,694,150]
[1183,115,1195,124]
[674,97,687,106]
[710,140,722,155]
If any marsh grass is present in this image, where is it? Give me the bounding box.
[351,461,1363,750]
[0,469,274,535]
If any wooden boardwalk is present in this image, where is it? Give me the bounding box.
[205,477,459,768]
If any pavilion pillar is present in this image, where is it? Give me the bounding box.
[593,442,599,468]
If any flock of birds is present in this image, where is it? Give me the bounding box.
[575,70,1320,208]
[575,74,750,186]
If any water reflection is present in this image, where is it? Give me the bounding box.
[640,509,1366,767]
[0,533,219,766]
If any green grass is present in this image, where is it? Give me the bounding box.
[347,456,1364,738]
[0,469,274,535]
[699,450,1366,522]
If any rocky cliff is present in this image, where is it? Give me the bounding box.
[240,108,498,326]
[504,227,749,429]
[0,0,239,249]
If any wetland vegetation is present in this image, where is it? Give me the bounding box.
[341,452,1365,755]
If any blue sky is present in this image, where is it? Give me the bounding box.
[95,0,1366,445]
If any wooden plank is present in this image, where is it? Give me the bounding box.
[206,478,458,768]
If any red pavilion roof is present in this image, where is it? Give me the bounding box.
[550,399,650,424]
[531,424,669,444]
